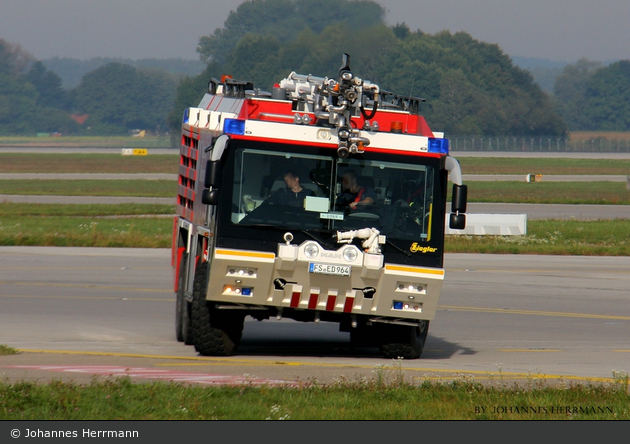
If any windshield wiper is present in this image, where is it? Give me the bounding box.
[386,239,411,257]
[299,230,336,250]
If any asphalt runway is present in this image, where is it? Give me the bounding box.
[1,247,628,386]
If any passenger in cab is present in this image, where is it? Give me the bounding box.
[336,169,376,210]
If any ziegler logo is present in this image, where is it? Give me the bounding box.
[410,243,438,254]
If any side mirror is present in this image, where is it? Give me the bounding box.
[449,213,466,230]
[449,184,467,230]
[204,160,222,188]
[202,189,219,206]
[452,184,467,213]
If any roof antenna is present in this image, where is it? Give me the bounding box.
[338,53,351,80]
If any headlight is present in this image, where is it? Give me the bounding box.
[304,243,319,259]
[342,246,358,262]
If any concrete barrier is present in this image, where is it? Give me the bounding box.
[445,213,527,235]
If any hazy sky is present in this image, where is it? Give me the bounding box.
[1,0,629,63]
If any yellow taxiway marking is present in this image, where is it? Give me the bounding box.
[15,349,618,384]
[439,305,630,321]
[498,349,562,352]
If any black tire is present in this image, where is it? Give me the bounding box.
[175,253,188,342]
[380,320,429,360]
[181,298,193,345]
[191,262,245,356]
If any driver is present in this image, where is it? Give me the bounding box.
[336,169,376,210]
[266,169,314,208]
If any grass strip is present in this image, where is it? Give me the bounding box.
[0,153,178,174]
[0,216,172,248]
[456,157,630,175]
[1,154,629,176]
[0,179,628,205]
[451,181,630,205]
[0,375,628,420]
[0,179,176,197]
[0,216,628,255]
[445,219,630,256]
[0,136,171,148]
[0,203,175,217]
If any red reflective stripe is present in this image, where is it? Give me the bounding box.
[326,296,336,311]
[343,297,354,313]
[290,291,301,308]
[308,293,319,310]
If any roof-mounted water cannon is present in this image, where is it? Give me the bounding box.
[275,54,383,158]
[310,54,379,158]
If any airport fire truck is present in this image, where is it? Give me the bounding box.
[173,54,467,359]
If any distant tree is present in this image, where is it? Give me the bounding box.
[197,0,385,64]
[581,60,630,131]
[43,57,205,89]
[392,22,411,40]
[171,2,567,138]
[25,61,69,109]
[0,73,38,134]
[71,63,178,135]
[0,39,76,135]
[0,39,33,76]
[553,58,602,130]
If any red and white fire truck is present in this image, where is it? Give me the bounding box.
[173,54,467,359]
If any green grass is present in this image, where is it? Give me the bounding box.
[1,372,628,420]
[1,153,627,176]
[456,157,630,175]
[0,211,628,255]
[0,344,19,356]
[0,179,176,197]
[446,220,630,256]
[0,215,173,248]
[0,136,171,148]
[0,203,175,217]
[452,181,630,205]
[0,153,178,173]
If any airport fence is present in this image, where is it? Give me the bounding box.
[447,136,630,152]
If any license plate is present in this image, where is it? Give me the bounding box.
[309,263,351,276]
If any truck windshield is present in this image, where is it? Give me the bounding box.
[231,147,436,242]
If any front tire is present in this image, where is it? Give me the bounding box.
[191,262,245,356]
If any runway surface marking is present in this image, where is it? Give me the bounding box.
[2,365,295,386]
[13,349,618,384]
[498,349,562,352]
[4,291,629,318]
[439,305,630,321]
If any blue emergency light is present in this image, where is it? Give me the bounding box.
[224,118,246,135]
[428,137,449,154]
[182,108,189,124]
[393,301,404,310]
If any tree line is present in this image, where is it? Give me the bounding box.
[1,0,629,138]
[0,39,179,136]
